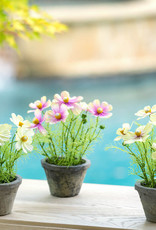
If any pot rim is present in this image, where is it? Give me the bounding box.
[41,158,91,171]
[135,180,156,191]
[0,175,22,188]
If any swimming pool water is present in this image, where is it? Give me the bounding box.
[1,73,156,186]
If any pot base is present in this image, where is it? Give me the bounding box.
[0,175,22,216]
[135,181,156,223]
[41,159,91,197]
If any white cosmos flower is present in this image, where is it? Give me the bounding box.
[124,123,152,144]
[114,123,131,141]
[0,124,11,146]
[149,114,156,126]
[135,105,156,120]
[10,113,30,128]
[15,127,34,153]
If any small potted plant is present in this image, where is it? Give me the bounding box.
[28,92,112,197]
[0,113,34,216]
[113,105,156,222]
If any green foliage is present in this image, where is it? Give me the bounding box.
[0,138,26,183]
[110,129,156,188]
[33,111,105,166]
[125,140,156,188]
[0,0,67,49]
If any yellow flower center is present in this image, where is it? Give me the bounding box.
[135,130,142,137]
[97,107,103,114]
[55,113,62,120]
[21,136,28,142]
[120,129,125,135]
[19,121,24,127]
[63,97,69,103]
[36,102,42,109]
[33,118,39,125]
[144,107,151,113]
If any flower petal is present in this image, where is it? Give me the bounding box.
[41,96,46,103]
[29,103,37,109]
[35,109,42,121]
[93,99,100,107]
[61,91,70,99]
[38,124,47,135]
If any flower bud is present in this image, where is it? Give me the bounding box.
[81,114,87,119]
[82,119,87,124]
[99,125,105,130]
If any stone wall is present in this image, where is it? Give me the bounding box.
[16,0,156,78]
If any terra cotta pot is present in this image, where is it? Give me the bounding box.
[135,181,156,222]
[41,158,91,197]
[0,175,22,216]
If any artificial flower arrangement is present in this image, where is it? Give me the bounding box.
[28,91,113,166]
[113,105,156,222]
[0,114,34,183]
[27,91,113,197]
[0,114,34,215]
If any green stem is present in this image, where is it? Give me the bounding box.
[66,121,72,148]
[135,142,148,182]
[49,136,57,156]
[39,141,49,159]
[126,145,149,184]
[10,134,15,153]
[71,119,84,161]
[61,122,64,155]
[82,129,101,156]
[143,142,155,187]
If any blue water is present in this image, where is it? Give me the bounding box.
[1,73,156,186]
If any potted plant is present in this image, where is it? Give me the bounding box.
[28,92,113,197]
[0,113,34,216]
[113,105,156,222]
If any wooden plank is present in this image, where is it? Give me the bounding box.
[0,180,155,229]
[0,222,84,230]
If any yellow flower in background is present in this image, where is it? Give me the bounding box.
[0,124,12,146]
[114,123,131,141]
[124,123,152,144]
[135,105,156,120]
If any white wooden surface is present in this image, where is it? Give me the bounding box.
[0,180,156,230]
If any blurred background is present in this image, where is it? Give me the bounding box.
[1,0,156,186]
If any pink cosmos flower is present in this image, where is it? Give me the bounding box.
[52,91,83,109]
[88,99,112,118]
[30,110,46,134]
[28,96,51,113]
[46,104,69,124]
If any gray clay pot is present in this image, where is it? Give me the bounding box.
[0,175,22,216]
[135,181,156,222]
[41,158,91,197]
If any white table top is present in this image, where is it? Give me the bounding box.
[0,179,156,230]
